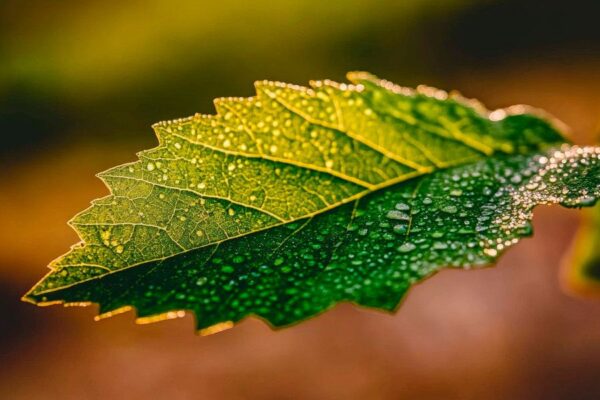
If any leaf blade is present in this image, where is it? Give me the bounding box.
[25,72,595,333]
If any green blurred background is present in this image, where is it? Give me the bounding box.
[1,0,599,398]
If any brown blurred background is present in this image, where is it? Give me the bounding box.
[1,1,599,399]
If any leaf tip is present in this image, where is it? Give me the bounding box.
[20,292,38,305]
[21,275,51,306]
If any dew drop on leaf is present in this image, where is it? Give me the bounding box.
[441,205,458,214]
[397,243,417,253]
[395,202,410,211]
[386,210,410,221]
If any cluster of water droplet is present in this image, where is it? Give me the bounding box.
[479,145,599,257]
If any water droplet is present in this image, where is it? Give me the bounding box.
[386,210,410,221]
[395,203,410,211]
[441,205,458,214]
[484,248,498,257]
[232,255,245,264]
[196,277,207,286]
[526,182,539,190]
[432,242,448,250]
[397,242,416,253]
[577,196,596,207]
[393,224,407,234]
[221,265,234,273]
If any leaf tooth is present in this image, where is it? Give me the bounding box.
[349,72,417,97]
[309,78,361,93]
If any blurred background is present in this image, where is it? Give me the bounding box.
[1,0,599,398]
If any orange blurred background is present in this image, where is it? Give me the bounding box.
[1,1,599,398]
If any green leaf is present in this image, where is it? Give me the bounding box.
[23,72,599,334]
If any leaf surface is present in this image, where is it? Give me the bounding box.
[24,73,599,333]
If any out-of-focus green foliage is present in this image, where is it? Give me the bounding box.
[1,0,478,164]
[564,203,600,295]
[0,0,472,99]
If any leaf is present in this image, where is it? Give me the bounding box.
[562,204,600,296]
[23,72,599,334]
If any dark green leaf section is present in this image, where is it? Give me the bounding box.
[25,146,599,332]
